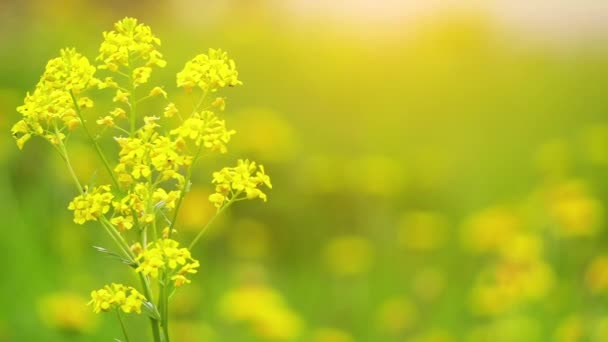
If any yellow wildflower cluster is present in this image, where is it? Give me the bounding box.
[13,17,272,341]
[12,48,98,149]
[114,117,190,187]
[209,159,272,208]
[97,17,166,73]
[177,48,242,92]
[67,185,114,224]
[170,110,235,152]
[135,238,200,288]
[89,283,146,314]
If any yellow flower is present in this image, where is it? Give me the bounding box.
[135,238,199,287]
[132,66,152,87]
[89,283,146,314]
[149,86,167,98]
[177,48,242,92]
[96,115,114,127]
[545,179,603,237]
[163,103,178,118]
[170,110,235,152]
[585,255,608,294]
[220,284,302,340]
[39,292,96,333]
[67,185,114,224]
[97,17,166,72]
[209,159,272,208]
[12,48,97,149]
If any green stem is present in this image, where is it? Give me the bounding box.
[159,271,171,342]
[116,309,131,342]
[189,196,237,250]
[139,273,162,342]
[69,91,120,190]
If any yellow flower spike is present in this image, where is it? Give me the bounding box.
[12,48,97,149]
[135,238,199,285]
[89,284,146,315]
[68,185,114,224]
[97,17,166,72]
[177,48,242,92]
[209,159,272,208]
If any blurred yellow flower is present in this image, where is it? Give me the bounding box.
[38,292,96,334]
[313,328,354,342]
[554,314,584,342]
[375,296,417,334]
[324,235,374,276]
[177,187,215,232]
[461,206,521,254]
[220,284,302,340]
[545,179,603,237]
[398,210,447,251]
[585,255,608,294]
[471,260,554,316]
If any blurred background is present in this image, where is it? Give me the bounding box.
[2,0,608,341]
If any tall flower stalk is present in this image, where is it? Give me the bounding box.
[11,17,271,342]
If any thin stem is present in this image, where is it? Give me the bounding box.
[56,134,83,195]
[139,273,162,342]
[69,91,120,190]
[116,309,131,342]
[189,196,238,250]
[159,271,171,342]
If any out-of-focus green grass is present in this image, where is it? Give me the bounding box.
[2,2,608,341]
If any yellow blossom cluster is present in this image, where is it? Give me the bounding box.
[97,17,166,73]
[176,48,242,92]
[67,185,114,224]
[170,110,235,153]
[114,116,191,187]
[11,48,98,149]
[89,283,146,314]
[135,238,200,288]
[13,18,272,339]
[209,159,272,208]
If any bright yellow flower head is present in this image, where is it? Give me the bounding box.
[97,17,166,73]
[89,283,146,314]
[177,48,242,92]
[67,185,114,224]
[12,48,97,149]
[170,111,235,153]
[135,238,199,287]
[209,159,272,208]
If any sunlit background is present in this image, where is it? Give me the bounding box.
[2,1,608,341]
